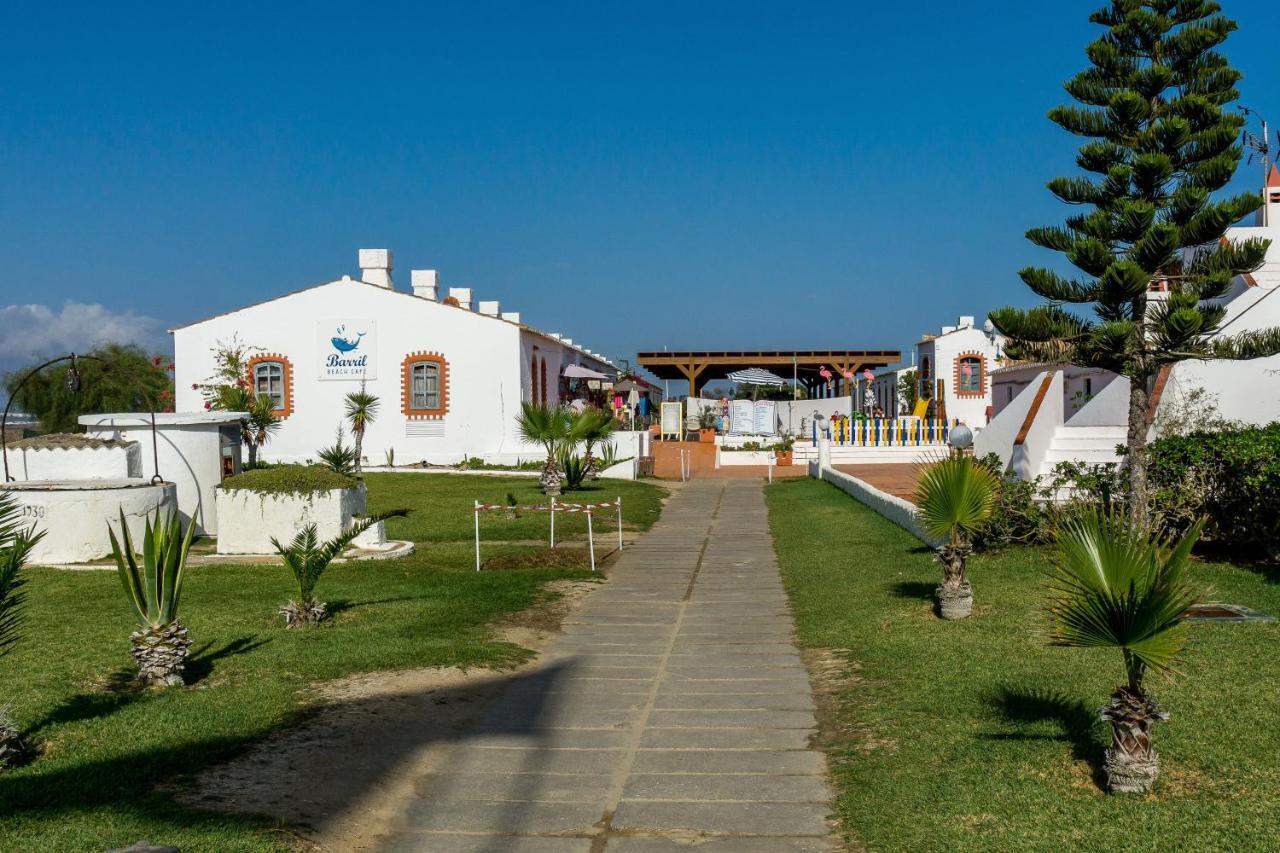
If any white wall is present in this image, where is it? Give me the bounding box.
[1009,371,1063,481]
[975,369,1053,471]
[10,443,139,481]
[1163,355,1280,426]
[813,465,940,547]
[81,414,243,535]
[215,485,365,555]
[3,481,176,565]
[175,280,615,468]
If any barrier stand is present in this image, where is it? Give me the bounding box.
[473,499,481,572]
[767,453,774,484]
[473,496,622,572]
[616,497,624,551]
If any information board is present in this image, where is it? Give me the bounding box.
[660,401,683,440]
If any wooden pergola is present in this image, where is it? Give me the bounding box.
[636,349,901,398]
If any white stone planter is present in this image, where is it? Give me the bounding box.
[1,479,177,565]
[214,482,384,555]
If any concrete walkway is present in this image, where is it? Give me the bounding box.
[380,478,834,852]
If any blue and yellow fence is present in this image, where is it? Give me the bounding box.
[810,417,959,447]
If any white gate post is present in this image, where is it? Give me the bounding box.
[549,496,556,548]
[616,497,623,551]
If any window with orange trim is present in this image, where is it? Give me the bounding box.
[246,354,294,418]
[402,352,449,418]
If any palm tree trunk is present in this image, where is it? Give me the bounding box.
[1099,684,1167,793]
[935,544,972,620]
[1125,376,1151,528]
[353,427,364,474]
[247,441,258,467]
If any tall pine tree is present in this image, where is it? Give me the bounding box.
[991,0,1280,524]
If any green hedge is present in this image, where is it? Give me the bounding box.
[1148,422,1280,556]
[219,464,358,495]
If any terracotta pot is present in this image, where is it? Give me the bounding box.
[775,451,792,466]
[699,428,716,442]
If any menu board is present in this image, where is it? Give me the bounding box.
[729,400,754,435]
[660,401,683,439]
[753,400,777,436]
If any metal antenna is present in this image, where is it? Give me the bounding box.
[1240,106,1273,225]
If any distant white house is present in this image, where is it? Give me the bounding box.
[914,316,1004,426]
[173,249,617,466]
[976,166,1280,479]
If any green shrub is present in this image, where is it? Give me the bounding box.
[220,464,358,496]
[1147,422,1280,557]
[972,454,1052,549]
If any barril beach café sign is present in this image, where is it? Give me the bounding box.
[316,320,377,380]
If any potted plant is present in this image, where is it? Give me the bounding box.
[773,434,795,466]
[697,406,718,442]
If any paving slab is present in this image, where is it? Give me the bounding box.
[378,479,834,850]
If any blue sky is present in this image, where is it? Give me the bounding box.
[3,1,1279,372]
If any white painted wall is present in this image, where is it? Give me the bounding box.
[215,485,366,555]
[1009,371,1063,481]
[9,443,140,481]
[174,274,615,469]
[975,369,1053,471]
[81,413,244,535]
[914,317,1000,427]
[812,465,940,547]
[1163,355,1280,426]
[2,480,176,565]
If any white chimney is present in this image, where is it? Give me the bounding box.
[959,316,975,328]
[477,300,500,316]
[448,287,472,310]
[411,269,439,301]
[501,311,521,323]
[359,248,393,289]
[563,338,574,346]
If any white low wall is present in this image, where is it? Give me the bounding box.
[2,479,177,565]
[718,450,776,466]
[215,484,368,555]
[8,440,141,482]
[812,465,939,546]
[598,431,648,480]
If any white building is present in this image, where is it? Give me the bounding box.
[976,166,1280,479]
[870,367,912,416]
[173,249,616,466]
[914,316,1003,426]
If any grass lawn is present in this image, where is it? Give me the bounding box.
[0,473,667,851]
[767,477,1280,852]
[364,472,666,542]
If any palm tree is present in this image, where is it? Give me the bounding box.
[0,494,43,766]
[244,394,280,467]
[272,509,408,627]
[1047,512,1202,794]
[517,402,569,496]
[914,456,999,619]
[344,386,380,473]
[570,408,617,479]
[108,507,197,688]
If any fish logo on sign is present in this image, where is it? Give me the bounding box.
[331,325,366,353]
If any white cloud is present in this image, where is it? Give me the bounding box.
[0,302,169,371]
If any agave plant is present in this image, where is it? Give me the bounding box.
[1048,512,1203,794]
[109,507,197,688]
[914,456,999,619]
[273,509,408,627]
[555,445,590,492]
[0,494,44,766]
[317,425,357,476]
[517,402,570,496]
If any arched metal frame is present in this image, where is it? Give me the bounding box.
[1,353,164,485]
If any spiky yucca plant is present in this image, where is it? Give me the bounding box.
[344,386,380,473]
[1048,512,1203,793]
[273,509,408,627]
[108,507,197,688]
[0,494,43,767]
[569,407,617,479]
[915,456,1000,619]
